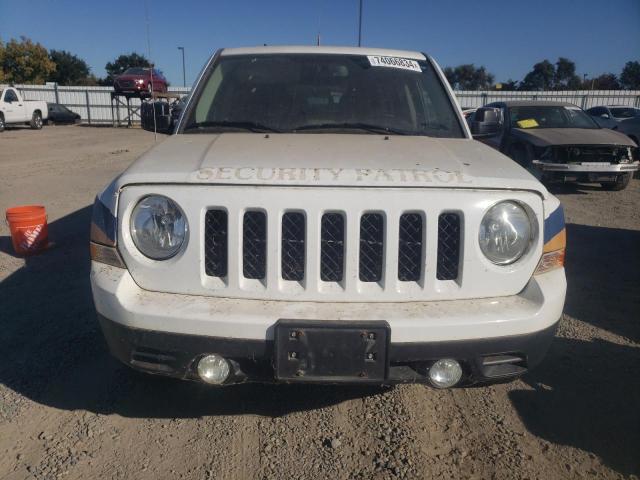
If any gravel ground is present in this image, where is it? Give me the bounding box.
[0,125,638,480]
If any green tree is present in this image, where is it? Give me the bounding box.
[48,49,91,85]
[554,57,581,89]
[585,73,620,90]
[520,60,555,90]
[0,40,5,83]
[0,36,55,84]
[495,79,518,91]
[620,61,640,89]
[443,64,494,90]
[104,52,151,85]
[443,66,456,86]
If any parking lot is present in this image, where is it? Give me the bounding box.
[0,125,638,479]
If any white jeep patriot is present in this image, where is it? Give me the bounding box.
[90,46,566,388]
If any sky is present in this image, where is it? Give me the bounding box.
[1,0,639,86]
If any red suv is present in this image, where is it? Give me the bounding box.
[113,68,168,96]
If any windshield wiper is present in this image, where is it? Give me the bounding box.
[184,120,282,133]
[292,122,409,135]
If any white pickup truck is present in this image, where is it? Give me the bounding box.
[0,87,48,132]
[90,46,567,388]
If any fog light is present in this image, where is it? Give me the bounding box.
[197,354,230,385]
[429,359,463,388]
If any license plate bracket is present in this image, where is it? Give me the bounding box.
[274,320,390,383]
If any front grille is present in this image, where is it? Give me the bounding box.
[320,213,345,282]
[359,213,384,282]
[281,212,305,281]
[204,210,228,277]
[398,213,423,281]
[203,209,464,287]
[243,211,267,280]
[437,213,461,281]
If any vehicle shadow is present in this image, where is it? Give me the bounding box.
[508,221,640,475]
[0,206,383,420]
[564,222,640,342]
[510,336,640,475]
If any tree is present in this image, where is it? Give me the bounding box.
[520,60,555,90]
[48,49,91,85]
[443,64,494,90]
[104,52,151,85]
[443,67,456,87]
[0,40,5,83]
[75,74,100,86]
[554,57,581,89]
[0,36,55,84]
[586,73,620,90]
[495,79,518,91]
[620,61,640,89]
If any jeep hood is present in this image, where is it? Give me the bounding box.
[511,127,635,147]
[117,133,547,193]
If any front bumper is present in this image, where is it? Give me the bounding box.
[533,159,638,175]
[91,262,566,384]
[91,263,566,386]
[99,314,558,386]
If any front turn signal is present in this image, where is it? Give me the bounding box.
[90,241,126,269]
[534,249,565,275]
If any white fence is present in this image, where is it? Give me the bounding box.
[5,83,640,125]
[455,89,640,109]
[5,84,190,125]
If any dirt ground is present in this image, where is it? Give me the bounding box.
[0,125,638,480]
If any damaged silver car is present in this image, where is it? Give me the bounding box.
[470,100,638,190]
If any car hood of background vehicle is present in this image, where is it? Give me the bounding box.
[117,133,547,193]
[511,127,636,147]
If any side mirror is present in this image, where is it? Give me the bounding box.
[471,107,502,137]
[140,100,172,133]
[600,113,610,119]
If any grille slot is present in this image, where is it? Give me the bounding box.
[437,213,461,281]
[359,213,384,282]
[320,213,345,282]
[204,210,228,277]
[243,211,267,280]
[398,213,423,281]
[281,212,306,281]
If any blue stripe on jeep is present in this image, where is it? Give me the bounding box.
[544,205,565,243]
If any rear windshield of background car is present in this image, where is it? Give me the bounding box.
[610,107,639,119]
[510,105,599,129]
[124,68,148,75]
[184,54,464,138]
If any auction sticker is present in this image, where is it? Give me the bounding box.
[367,56,421,72]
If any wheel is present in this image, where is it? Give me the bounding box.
[0,113,5,132]
[601,173,632,191]
[30,111,43,130]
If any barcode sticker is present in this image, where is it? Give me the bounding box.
[367,56,421,72]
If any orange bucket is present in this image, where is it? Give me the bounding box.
[5,205,49,255]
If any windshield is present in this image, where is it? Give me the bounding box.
[610,107,640,119]
[510,105,599,129]
[124,68,148,75]
[182,54,464,137]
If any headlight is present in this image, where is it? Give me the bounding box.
[130,195,187,259]
[479,201,532,265]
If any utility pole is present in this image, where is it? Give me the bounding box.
[177,46,186,87]
[358,0,363,47]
